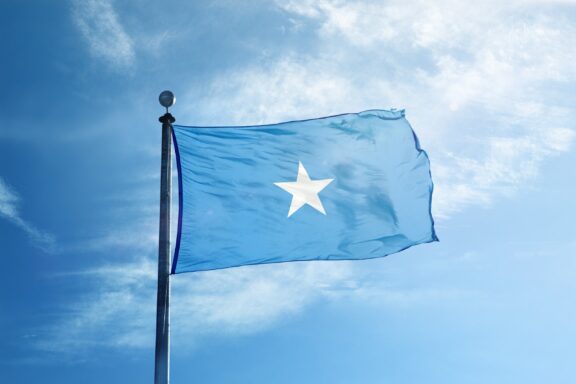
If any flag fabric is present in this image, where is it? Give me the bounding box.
[171,110,437,273]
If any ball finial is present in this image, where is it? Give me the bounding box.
[159,90,175,110]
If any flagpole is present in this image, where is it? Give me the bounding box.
[155,90,175,384]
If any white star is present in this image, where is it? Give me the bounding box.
[274,162,334,218]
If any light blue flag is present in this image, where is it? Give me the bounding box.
[171,110,437,273]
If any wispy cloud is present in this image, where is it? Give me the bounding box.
[71,0,135,69]
[184,0,576,218]
[37,258,354,354]
[39,0,576,358]
[38,255,480,355]
[0,177,56,253]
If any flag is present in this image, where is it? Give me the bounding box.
[171,109,437,273]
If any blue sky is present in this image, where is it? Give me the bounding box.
[1,0,575,383]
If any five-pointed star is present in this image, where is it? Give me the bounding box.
[274,162,334,217]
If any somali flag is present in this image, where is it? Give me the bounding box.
[171,110,437,273]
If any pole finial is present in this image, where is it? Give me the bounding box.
[159,90,176,113]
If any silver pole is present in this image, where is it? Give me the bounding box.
[155,91,175,384]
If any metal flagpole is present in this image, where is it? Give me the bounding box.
[155,90,175,384]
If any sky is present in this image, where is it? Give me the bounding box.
[1,0,575,383]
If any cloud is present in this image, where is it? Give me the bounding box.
[37,258,354,354]
[184,57,355,125]
[38,255,479,355]
[72,0,135,69]
[0,177,56,253]
[38,0,576,357]
[186,0,576,218]
[65,221,158,255]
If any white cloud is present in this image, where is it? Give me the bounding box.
[186,0,576,218]
[41,0,576,356]
[0,177,19,218]
[0,177,56,253]
[72,0,135,69]
[66,222,158,254]
[38,258,354,353]
[184,57,355,125]
[39,255,480,354]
